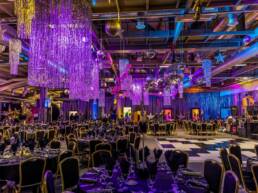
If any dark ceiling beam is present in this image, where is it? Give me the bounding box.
[103,29,256,40]
[106,39,243,53]
[92,5,257,20]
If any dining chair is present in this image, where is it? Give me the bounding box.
[255,145,258,159]
[167,150,188,173]
[221,171,239,193]
[220,148,231,171]
[92,150,112,167]
[228,154,256,192]
[48,129,56,142]
[42,170,55,193]
[58,150,73,164]
[49,140,61,149]
[204,159,224,193]
[251,164,258,193]
[229,144,242,165]
[59,157,79,192]
[95,143,112,152]
[89,139,102,155]
[67,140,77,155]
[116,138,129,156]
[17,157,46,192]
[128,132,136,145]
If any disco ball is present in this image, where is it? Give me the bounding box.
[105,20,122,37]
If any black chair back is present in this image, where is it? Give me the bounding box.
[221,171,239,193]
[43,170,55,193]
[58,150,73,163]
[95,143,112,151]
[229,144,242,164]
[134,136,141,150]
[168,150,188,172]
[59,157,79,192]
[204,160,224,193]
[129,132,136,145]
[220,148,230,171]
[228,154,245,188]
[116,138,129,154]
[48,130,55,142]
[49,140,61,149]
[251,164,258,192]
[255,144,258,159]
[89,139,102,154]
[92,150,112,167]
[19,157,46,191]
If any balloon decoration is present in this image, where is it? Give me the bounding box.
[202,59,212,87]
[105,20,122,37]
[15,0,35,39]
[9,39,22,75]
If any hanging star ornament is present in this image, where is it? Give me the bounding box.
[215,52,225,64]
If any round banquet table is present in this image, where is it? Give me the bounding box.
[0,149,59,183]
[79,163,209,193]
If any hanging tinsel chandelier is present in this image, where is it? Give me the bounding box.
[29,0,93,101]
[15,0,35,39]
[9,39,21,75]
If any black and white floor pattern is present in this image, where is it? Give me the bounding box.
[157,137,258,162]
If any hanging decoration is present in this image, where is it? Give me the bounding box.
[171,84,177,100]
[9,39,21,75]
[0,25,6,41]
[193,0,203,20]
[90,60,100,100]
[99,89,105,107]
[202,59,212,87]
[178,81,184,99]
[119,58,132,91]
[131,79,144,106]
[215,51,225,64]
[0,45,5,53]
[143,91,149,106]
[29,0,93,100]
[15,0,35,39]
[163,88,171,106]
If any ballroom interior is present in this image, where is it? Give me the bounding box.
[0,0,257,193]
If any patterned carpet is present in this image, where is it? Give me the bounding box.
[157,137,258,162]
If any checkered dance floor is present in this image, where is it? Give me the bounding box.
[157,137,258,162]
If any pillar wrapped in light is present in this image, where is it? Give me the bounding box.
[29,0,93,96]
[15,0,35,39]
[202,59,212,87]
[9,39,21,75]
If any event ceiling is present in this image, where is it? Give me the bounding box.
[0,0,257,102]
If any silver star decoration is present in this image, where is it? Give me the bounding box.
[215,52,225,63]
